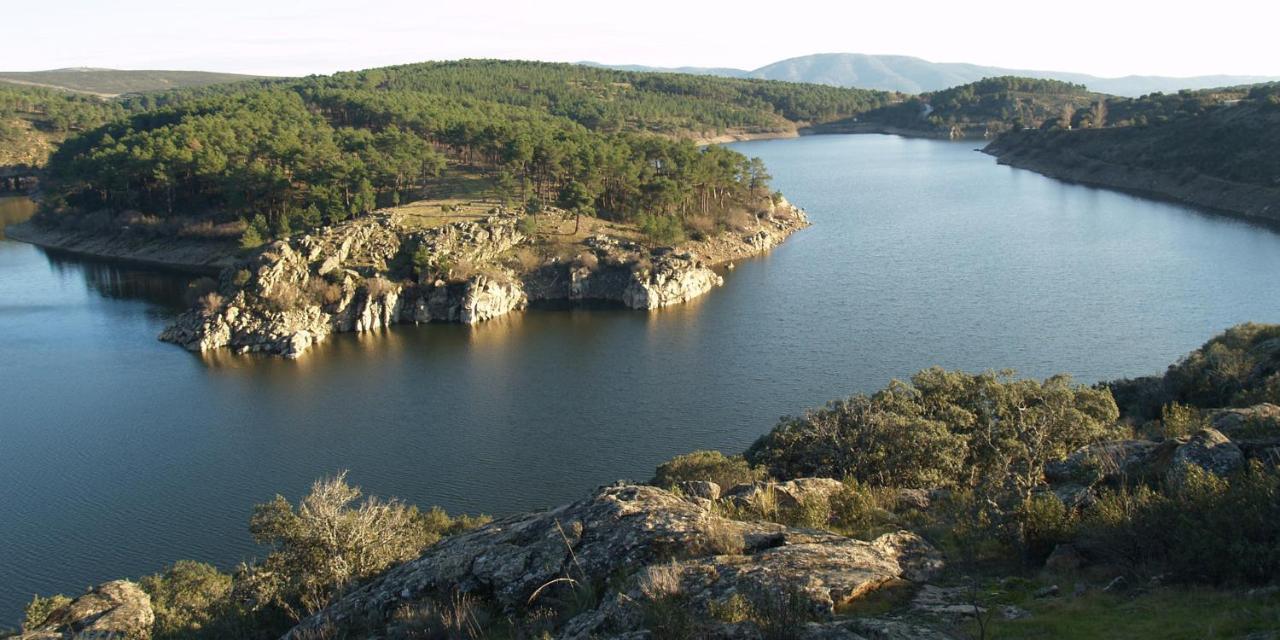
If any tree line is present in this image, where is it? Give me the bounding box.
[39,61,899,240]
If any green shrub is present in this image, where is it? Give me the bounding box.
[1159,402,1206,439]
[1014,494,1076,563]
[140,560,233,640]
[22,593,71,631]
[747,369,1119,498]
[828,480,898,538]
[1078,462,1280,584]
[517,214,539,237]
[1162,323,1280,408]
[652,450,765,491]
[637,213,685,246]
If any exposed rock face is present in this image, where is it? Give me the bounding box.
[162,200,808,357]
[723,478,849,510]
[161,214,529,357]
[1169,428,1244,482]
[287,484,942,639]
[16,580,154,640]
[1210,404,1280,439]
[620,253,724,309]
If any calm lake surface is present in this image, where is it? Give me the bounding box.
[4,134,1280,624]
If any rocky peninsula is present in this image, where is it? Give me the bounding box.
[158,198,808,358]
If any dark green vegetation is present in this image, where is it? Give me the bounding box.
[744,368,1120,496]
[0,68,267,97]
[0,85,129,168]
[1111,322,1280,421]
[0,73,269,174]
[851,77,1100,137]
[990,83,1280,189]
[33,60,895,244]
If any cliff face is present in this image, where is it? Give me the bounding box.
[161,201,809,358]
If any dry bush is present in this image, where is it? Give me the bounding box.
[638,562,684,601]
[178,220,216,238]
[198,292,225,315]
[685,214,716,237]
[247,471,461,618]
[390,591,486,639]
[724,208,758,232]
[575,251,599,270]
[265,281,303,311]
[450,258,479,281]
[363,276,399,298]
[696,515,745,556]
[306,278,344,306]
[506,247,544,273]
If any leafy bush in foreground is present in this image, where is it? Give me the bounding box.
[746,368,1120,497]
[651,450,766,491]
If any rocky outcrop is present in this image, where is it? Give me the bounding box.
[621,252,724,309]
[1210,404,1280,439]
[160,214,529,357]
[1042,423,1271,502]
[16,580,154,640]
[286,484,942,639]
[1169,428,1244,482]
[161,200,808,357]
[723,478,849,510]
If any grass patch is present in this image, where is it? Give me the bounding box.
[982,586,1280,639]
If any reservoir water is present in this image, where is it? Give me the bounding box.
[3,134,1280,624]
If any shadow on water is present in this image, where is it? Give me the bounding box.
[43,250,196,312]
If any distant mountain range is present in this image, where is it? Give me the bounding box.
[583,54,1280,97]
[0,68,267,97]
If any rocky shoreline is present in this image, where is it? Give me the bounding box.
[159,200,809,358]
[983,139,1280,224]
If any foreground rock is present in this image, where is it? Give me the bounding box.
[287,484,941,639]
[163,201,808,357]
[16,580,154,640]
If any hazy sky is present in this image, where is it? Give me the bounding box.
[6,0,1279,78]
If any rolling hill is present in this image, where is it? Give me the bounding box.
[0,68,270,97]
[586,54,1280,97]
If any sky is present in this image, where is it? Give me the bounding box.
[5,0,1279,79]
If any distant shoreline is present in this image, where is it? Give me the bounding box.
[983,141,1280,225]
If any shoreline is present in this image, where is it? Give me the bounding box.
[4,221,238,276]
[983,144,1280,226]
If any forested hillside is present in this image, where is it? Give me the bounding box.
[851,76,1100,138]
[0,86,131,168]
[37,60,897,244]
[985,83,1280,219]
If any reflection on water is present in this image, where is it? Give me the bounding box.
[45,251,194,311]
[0,195,37,239]
[5,137,1280,626]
